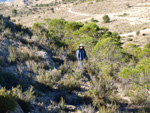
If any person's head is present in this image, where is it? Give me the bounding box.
[79,44,84,50]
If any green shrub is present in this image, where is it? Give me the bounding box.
[59,97,66,110]
[119,58,150,90]
[91,18,99,22]
[25,60,38,74]
[64,21,83,40]
[12,9,17,16]
[36,68,61,91]
[138,43,150,59]
[73,70,83,80]
[72,36,98,52]
[88,74,116,108]
[7,45,17,63]
[127,38,133,41]
[103,15,110,23]
[92,38,122,62]
[58,78,81,93]
[12,85,35,112]
[129,90,148,105]
[123,43,141,57]
[4,28,13,38]
[0,87,17,113]
[73,22,100,39]
[136,31,140,36]
[60,62,68,73]
[48,18,67,40]
[19,53,30,62]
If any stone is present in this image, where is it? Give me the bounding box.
[65,105,76,111]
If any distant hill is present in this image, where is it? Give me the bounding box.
[11,0,55,6]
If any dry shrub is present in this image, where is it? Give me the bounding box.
[58,78,81,93]
[36,68,61,89]
[25,60,38,74]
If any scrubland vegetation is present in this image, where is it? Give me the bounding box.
[0,13,150,112]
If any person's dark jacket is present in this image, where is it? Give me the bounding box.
[76,49,88,61]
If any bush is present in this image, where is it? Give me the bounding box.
[58,78,81,93]
[19,53,30,62]
[92,38,122,62]
[59,97,66,110]
[7,45,17,64]
[4,28,13,38]
[73,22,100,39]
[128,90,148,105]
[123,43,141,57]
[91,18,99,22]
[0,87,17,113]
[60,62,68,73]
[12,85,35,112]
[138,43,150,59]
[25,60,38,74]
[36,68,61,91]
[127,38,133,41]
[88,74,116,108]
[72,36,98,52]
[119,58,150,94]
[12,9,17,16]
[103,15,110,23]
[136,31,140,36]
[48,19,67,41]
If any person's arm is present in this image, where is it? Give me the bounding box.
[84,50,88,60]
[76,50,80,60]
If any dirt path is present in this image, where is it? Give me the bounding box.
[120,28,150,37]
[68,2,150,25]
[68,8,90,16]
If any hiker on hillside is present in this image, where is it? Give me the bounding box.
[76,44,88,69]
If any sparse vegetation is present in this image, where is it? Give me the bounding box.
[0,6,150,112]
[12,9,17,16]
[7,45,18,63]
[58,78,81,93]
[36,68,61,91]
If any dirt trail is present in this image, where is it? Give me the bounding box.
[68,5,150,25]
[68,8,90,16]
[120,28,150,37]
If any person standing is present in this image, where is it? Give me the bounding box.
[76,44,88,69]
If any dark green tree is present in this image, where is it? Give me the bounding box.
[103,15,110,23]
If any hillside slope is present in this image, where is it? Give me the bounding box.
[11,0,56,6]
[1,1,150,112]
